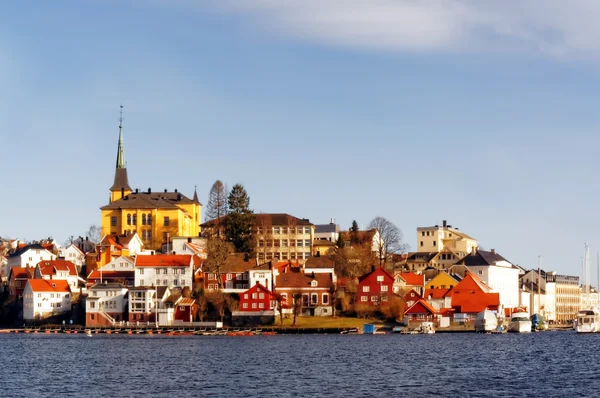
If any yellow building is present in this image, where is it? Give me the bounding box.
[425,271,460,290]
[416,220,478,257]
[100,108,201,250]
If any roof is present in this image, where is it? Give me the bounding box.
[456,250,515,268]
[110,167,132,192]
[313,240,336,247]
[339,229,377,244]
[424,288,451,300]
[37,260,78,276]
[450,272,500,313]
[275,272,334,289]
[27,279,71,293]
[396,272,425,286]
[245,282,274,295]
[177,298,196,306]
[202,213,313,229]
[9,267,33,280]
[357,267,394,284]
[314,223,340,234]
[405,299,438,315]
[304,256,334,269]
[8,244,47,258]
[99,235,124,249]
[89,282,127,290]
[101,190,196,210]
[87,270,135,280]
[208,253,257,273]
[135,254,193,267]
[405,252,438,262]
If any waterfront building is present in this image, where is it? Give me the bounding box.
[204,253,256,293]
[128,286,157,323]
[552,273,579,322]
[86,255,135,288]
[134,254,196,289]
[520,269,558,322]
[34,260,81,292]
[275,271,334,316]
[455,248,520,314]
[447,271,500,322]
[519,279,545,317]
[100,110,201,250]
[356,266,395,307]
[239,283,277,312]
[8,267,33,299]
[425,270,461,290]
[423,287,452,311]
[404,298,438,323]
[23,279,71,321]
[86,282,129,327]
[254,214,315,263]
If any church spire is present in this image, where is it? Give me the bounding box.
[193,185,199,203]
[116,105,125,169]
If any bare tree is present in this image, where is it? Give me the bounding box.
[204,238,233,289]
[206,291,227,323]
[368,217,409,266]
[86,225,101,244]
[196,295,208,322]
[275,294,284,326]
[292,290,302,326]
[205,180,229,232]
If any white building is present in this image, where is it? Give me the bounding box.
[7,244,56,269]
[416,220,478,256]
[458,248,520,312]
[86,282,129,326]
[134,254,195,288]
[128,286,157,324]
[62,244,86,271]
[314,220,340,242]
[34,260,81,292]
[171,236,207,258]
[23,279,72,321]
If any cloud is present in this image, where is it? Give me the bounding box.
[198,0,600,57]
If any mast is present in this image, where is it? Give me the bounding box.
[537,255,541,314]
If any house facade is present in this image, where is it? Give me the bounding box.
[128,286,157,323]
[275,271,334,316]
[356,267,395,307]
[7,244,56,269]
[62,244,86,271]
[134,254,195,289]
[8,267,33,298]
[34,260,80,292]
[23,279,71,321]
[87,255,135,287]
[86,282,129,326]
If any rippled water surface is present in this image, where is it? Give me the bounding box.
[2,331,599,397]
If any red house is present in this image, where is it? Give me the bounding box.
[239,283,276,312]
[404,299,438,322]
[8,267,33,298]
[448,271,500,316]
[356,266,395,307]
[174,298,197,323]
[204,253,256,292]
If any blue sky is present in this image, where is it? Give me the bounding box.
[2,0,600,278]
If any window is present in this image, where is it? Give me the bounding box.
[361,296,367,302]
[142,214,147,225]
[259,240,264,247]
[266,240,273,247]
[127,214,132,225]
[164,217,170,226]
[282,227,288,234]
[173,280,179,286]
[297,227,303,234]
[259,293,265,299]
[90,302,95,308]
[290,253,296,260]
[163,232,168,242]
[363,286,370,292]
[132,214,137,225]
[252,303,257,309]
[420,241,424,247]
[382,296,388,301]
[243,303,248,308]
[433,241,436,246]
[139,269,144,275]
[322,294,329,305]
[140,279,144,285]
[181,269,186,275]
[111,217,117,227]
[147,230,152,241]
[147,214,152,225]
[273,227,280,234]
[381,285,388,292]
[282,239,288,247]
[371,296,377,302]
[478,270,483,275]
[163,279,168,285]
[236,273,243,279]
[226,273,232,280]
[297,240,303,247]
[252,293,258,299]
[282,252,288,260]
[290,240,296,247]
[377,275,384,282]
[304,227,311,234]
[422,231,425,236]
[259,303,265,309]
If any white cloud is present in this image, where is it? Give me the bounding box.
[193,0,600,57]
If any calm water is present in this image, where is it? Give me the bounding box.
[2,331,599,397]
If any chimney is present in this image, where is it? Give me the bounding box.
[443,220,447,228]
[172,251,176,255]
[177,193,182,201]
[311,271,315,278]
[330,218,334,224]
[121,188,124,198]
[164,189,167,193]
[148,187,151,194]
[371,265,375,273]
[491,249,496,255]
[175,189,178,193]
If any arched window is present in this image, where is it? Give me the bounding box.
[142,214,147,225]
[147,214,152,225]
[127,214,131,226]
[132,214,137,225]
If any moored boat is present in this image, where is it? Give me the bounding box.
[475,309,498,332]
[530,313,548,331]
[508,310,532,333]
[575,308,600,333]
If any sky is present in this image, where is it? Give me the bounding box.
[2,0,600,278]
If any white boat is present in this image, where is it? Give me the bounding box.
[508,310,532,333]
[475,310,498,333]
[576,308,600,333]
[419,322,435,334]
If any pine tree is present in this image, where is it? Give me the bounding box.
[351,220,359,232]
[224,184,255,253]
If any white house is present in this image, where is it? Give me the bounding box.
[457,248,520,312]
[128,286,157,324]
[7,244,56,269]
[171,237,207,258]
[23,279,72,321]
[86,282,129,326]
[314,220,341,242]
[134,254,195,288]
[62,244,86,271]
[34,260,81,292]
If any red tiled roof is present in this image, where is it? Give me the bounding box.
[27,279,71,293]
[177,298,196,306]
[276,273,334,289]
[397,272,425,286]
[10,267,33,280]
[87,270,134,280]
[135,254,193,267]
[424,288,451,300]
[358,267,394,284]
[405,299,438,315]
[449,272,500,313]
[37,260,77,276]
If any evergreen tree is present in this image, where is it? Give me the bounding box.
[351,220,359,232]
[205,180,229,235]
[224,184,255,253]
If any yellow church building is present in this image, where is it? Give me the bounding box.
[100,107,202,250]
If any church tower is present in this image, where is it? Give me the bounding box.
[109,105,132,202]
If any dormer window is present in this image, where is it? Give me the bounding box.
[311,280,318,287]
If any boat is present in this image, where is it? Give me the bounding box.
[530,313,548,331]
[475,309,498,332]
[85,330,92,337]
[508,310,532,333]
[575,308,600,333]
[419,322,435,334]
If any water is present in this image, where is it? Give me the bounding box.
[1,331,599,397]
